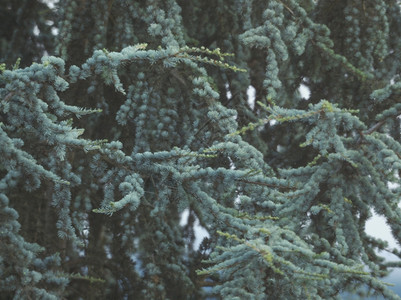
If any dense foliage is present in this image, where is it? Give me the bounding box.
[1,0,401,299]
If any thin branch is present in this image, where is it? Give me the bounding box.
[363,120,387,135]
[236,179,295,191]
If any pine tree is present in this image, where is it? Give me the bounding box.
[1,0,401,299]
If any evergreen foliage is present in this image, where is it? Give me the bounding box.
[1,0,401,299]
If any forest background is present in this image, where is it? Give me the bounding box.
[1,0,401,299]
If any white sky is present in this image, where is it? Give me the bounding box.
[42,0,58,9]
